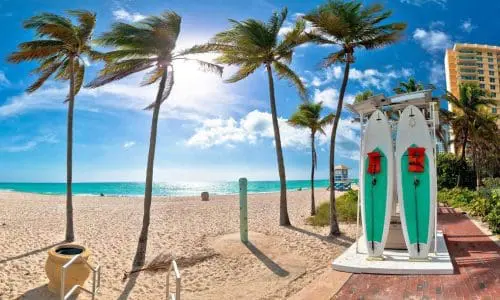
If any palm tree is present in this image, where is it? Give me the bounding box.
[184,8,307,226]
[86,12,222,268]
[468,113,498,189]
[442,83,496,187]
[354,90,373,103]
[393,77,428,94]
[8,10,99,242]
[443,83,496,161]
[288,102,334,216]
[303,1,406,236]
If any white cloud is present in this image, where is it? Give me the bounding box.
[0,133,58,152]
[400,0,447,8]
[0,71,10,87]
[413,28,452,53]
[312,87,354,110]
[186,109,360,155]
[429,61,444,85]
[430,21,445,29]
[0,59,250,121]
[310,66,343,87]
[112,9,146,22]
[348,67,413,91]
[123,141,136,149]
[460,19,476,33]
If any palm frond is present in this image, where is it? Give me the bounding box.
[225,63,260,83]
[26,60,63,93]
[272,60,307,99]
[86,59,155,88]
[144,67,174,110]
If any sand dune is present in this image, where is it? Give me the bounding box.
[0,189,356,299]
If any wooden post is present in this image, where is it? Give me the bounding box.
[239,178,248,243]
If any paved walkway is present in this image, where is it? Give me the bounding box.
[334,206,500,299]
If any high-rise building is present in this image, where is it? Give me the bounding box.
[445,43,499,116]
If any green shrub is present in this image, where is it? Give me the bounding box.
[439,187,500,234]
[437,153,475,190]
[484,190,500,234]
[437,188,477,207]
[307,189,358,226]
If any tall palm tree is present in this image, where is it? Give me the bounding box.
[393,77,428,94]
[468,112,498,189]
[86,12,222,268]
[354,90,373,103]
[8,10,99,242]
[442,83,496,187]
[303,1,406,236]
[184,8,307,226]
[288,102,334,216]
[443,83,496,161]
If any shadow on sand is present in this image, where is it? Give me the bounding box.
[0,241,64,264]
[16,284,77,300]
[244,242,289,277]
[117,272,139,300]
[285,226,355,247]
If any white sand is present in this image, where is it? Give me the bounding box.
[0,189,356,299]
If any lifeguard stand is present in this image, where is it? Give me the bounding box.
[331,90,453,274]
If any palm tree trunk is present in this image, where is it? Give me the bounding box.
[265,63,290,226]
[310,132,316,216]
[456,127,468,187]
[329,59,351,237]
[65,57,75,242]
[132,70,168,268]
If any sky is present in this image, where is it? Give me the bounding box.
[0,0,498,183]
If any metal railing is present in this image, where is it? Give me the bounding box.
[166,260,181,300]
[61,254,101,300]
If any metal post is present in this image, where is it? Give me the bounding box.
[239,178,248,243]
[61,267,65,300]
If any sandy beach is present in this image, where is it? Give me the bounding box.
[0,189,356,299]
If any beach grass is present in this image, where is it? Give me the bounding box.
[308,189,358,226]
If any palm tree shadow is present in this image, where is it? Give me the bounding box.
[0,241,64,264]
[244,242,289,277]
[117,272,139,300]
[285,226,355,247]
[16,284,77,300]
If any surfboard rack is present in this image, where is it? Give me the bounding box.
[347,90,440,261]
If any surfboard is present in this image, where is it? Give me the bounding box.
[360,110,394,258]
[396,105,437,260]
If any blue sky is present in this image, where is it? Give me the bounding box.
[0,0,498,182]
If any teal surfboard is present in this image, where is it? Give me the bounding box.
[361,110,394,258]
[396,105,437,259]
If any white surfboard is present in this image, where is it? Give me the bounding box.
[396,105,437,259]
[360,110,394,258]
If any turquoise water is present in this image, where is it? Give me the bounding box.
[0,179,358,197]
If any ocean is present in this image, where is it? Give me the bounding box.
[0,179,358,197]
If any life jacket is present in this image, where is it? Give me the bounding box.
[408,147,425,173]
[367,151,382,174]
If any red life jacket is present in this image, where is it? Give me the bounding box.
[408,147,425,173]
[367,151,382,174]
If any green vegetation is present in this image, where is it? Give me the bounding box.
[393,77,433,94]
[308,189,358,226]
[438,184,500,234]
[288,102,335,216]
[441,83,499,188]
[303,0,406,236]
[354,90,373,103]
[437,153,475,190]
